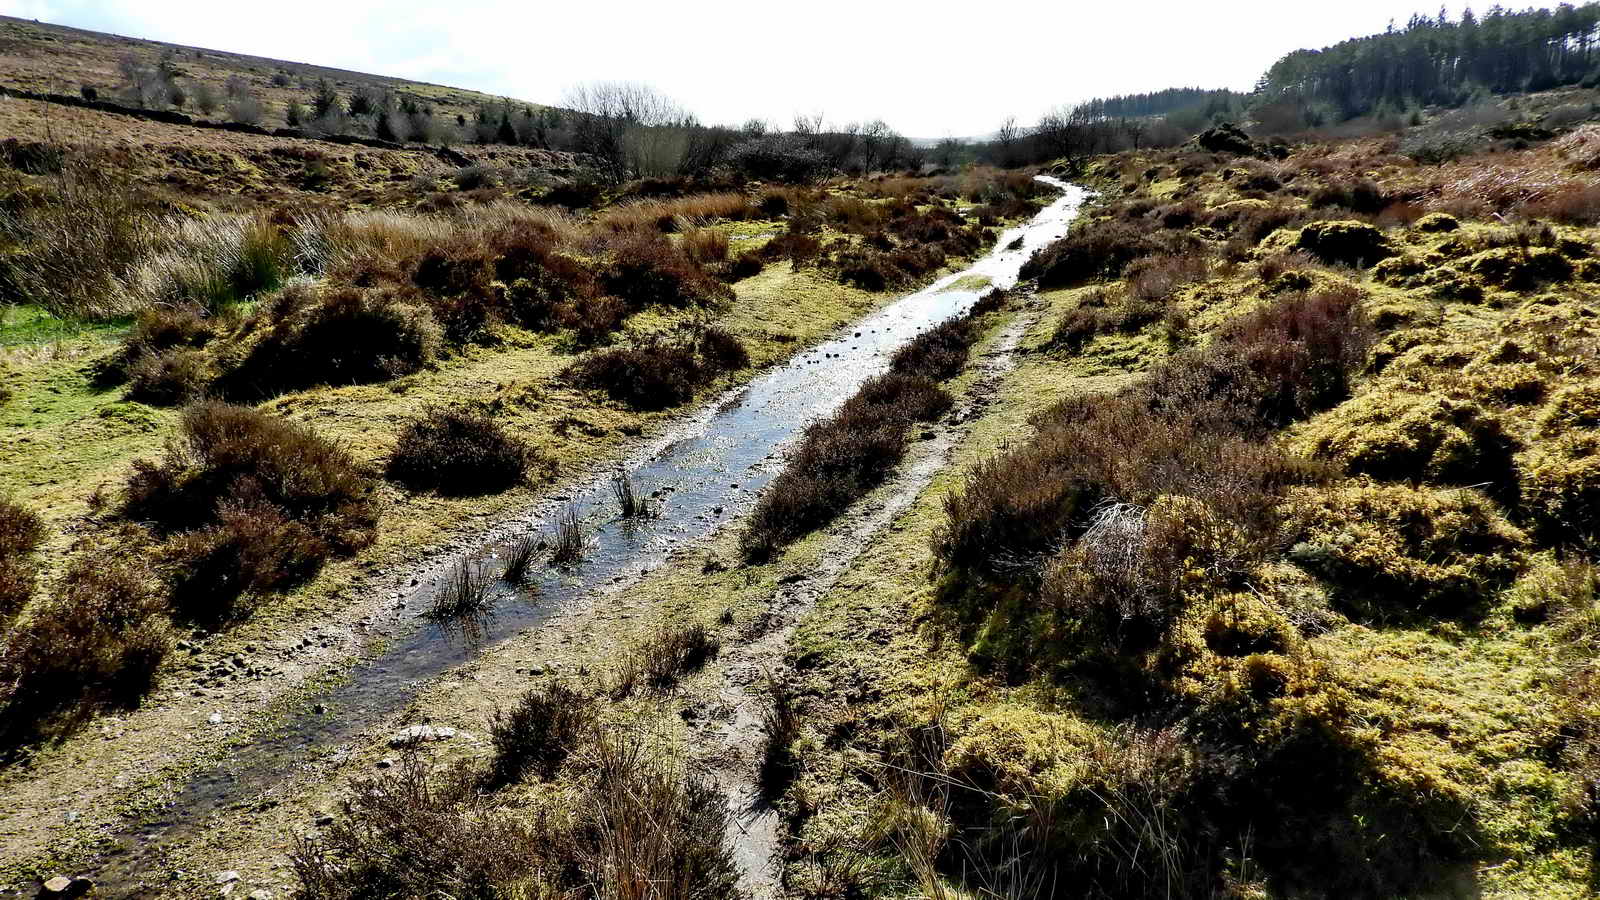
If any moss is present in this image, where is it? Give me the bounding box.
[1533,379,1600,437]
[1293,220,1397,267]
[1517,431,1600,543]
[1414,212,1460,233]
[1283,479,1528,617]
[1460,246,1574,290]
[1372,253,1428,286]
[1297,391,1517,486]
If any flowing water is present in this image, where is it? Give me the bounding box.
[89,177,1086,893]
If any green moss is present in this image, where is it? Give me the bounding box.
[1296,391,1517,486]
[1283,479,1528,617]
[1293,220,1397,267]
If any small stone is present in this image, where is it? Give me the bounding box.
[249,890,274,900]
[376,757,396,769]
[214,871,241,885]
[207,713,224,725]
[315,815,334,827]
[527,664,545,676]
[41,876,73,894]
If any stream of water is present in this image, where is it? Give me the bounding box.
[88,177,1086,893]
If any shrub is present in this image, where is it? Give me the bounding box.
[742,373,951,559]
[1049,286,1167,353]
[612,623,720,697]
[559,294,629,345]
[566,327,749,411]
[936,288,1368,581]
[218,284,441,399]
[726,249,764,280]
[386,405,536,496]
[292,755,547,899]
[487,682,598,786]
[123,401,377,620]
[1289,220,1396,267]
[0,498,43,626]
[890,311,981,380]
[727,135,829,183]
[126,348,211,404]
[1020,217,1200,287]
[0,557,172,746]
[1309,178,1389,214]
[602,236,734,311]
[1282,479,1527,618]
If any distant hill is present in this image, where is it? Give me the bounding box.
[0,15,551,132]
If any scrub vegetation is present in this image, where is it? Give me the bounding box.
[9,9,1600,900]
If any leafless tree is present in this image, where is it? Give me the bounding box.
[564,81,695,181]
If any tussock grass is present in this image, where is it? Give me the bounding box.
[296,728,740,900]
[612,472,653,519]
[610,623,719,698]
[549,505,584,567]
[503,532,541,583]
[427,559,493,623]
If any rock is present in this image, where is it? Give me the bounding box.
[41,878,94,898]
[315,815,335,827]
[376,756,396,769]
[207,713,224,725]
[214,871,241,884]
[249,890,274,900]
[389,723,460,748]
[527,664,545,676]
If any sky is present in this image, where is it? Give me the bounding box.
[3,0,1488,137]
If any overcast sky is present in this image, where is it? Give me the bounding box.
[4,0,1486,136]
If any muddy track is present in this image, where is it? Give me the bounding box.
[682,296,1049,898]
[5,180,1082,896]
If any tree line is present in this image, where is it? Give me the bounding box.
[1257,4,1600,122]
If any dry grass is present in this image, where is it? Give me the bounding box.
[594,192,757,234]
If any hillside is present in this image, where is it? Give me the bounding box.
[0,15,548,132]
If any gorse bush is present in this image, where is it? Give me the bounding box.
[566,326,749,411]
[123,401,377,622]
[385,404,537,496]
